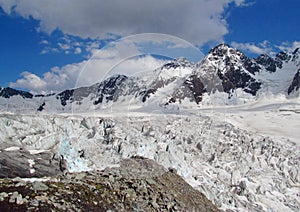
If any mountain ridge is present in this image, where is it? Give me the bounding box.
[1,43,299,113]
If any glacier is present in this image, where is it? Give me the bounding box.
[0,96,299,211]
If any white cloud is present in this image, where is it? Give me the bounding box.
[40,40,49,45]
[40,47,59,55]
[231,40,300,56]
[58,43,71,51]
[9,71,47,91]
[237,0,256,7]
[231,41,276,56]
[0,0,247,45]
[9,62,84,94]
[74,47,82,54]
[276,41,300,53]
[40,35,89,55]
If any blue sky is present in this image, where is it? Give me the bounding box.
[0,0,299,93]
[226,0,299,44]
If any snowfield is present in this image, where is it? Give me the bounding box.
[0,96,299,212]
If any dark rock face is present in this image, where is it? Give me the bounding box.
[0,157,219,211]
[37,102,45,111]
[140,88,157,102]
[243,58,261,74]
[183,75,206,104]
[276,51,291,63]
[255,52,291,72]
[292,48,299,58]
[218,67,261,95]
[255,54,278,72]
[93,75,128,105]
[55,75,128,106]
[140,78,176,103]
[139,58,195,103]
[56,89,74,106]
[288,70,300,94]
[0,87,33,99]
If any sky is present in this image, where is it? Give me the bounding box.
[0,0,299,94]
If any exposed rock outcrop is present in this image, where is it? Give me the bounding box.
[0,157,218,211]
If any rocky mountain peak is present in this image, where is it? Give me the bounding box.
[206,43,247,65]
[209,43,231,55]
[196,44,262,96]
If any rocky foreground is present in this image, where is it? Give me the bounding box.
[0,157,218,211]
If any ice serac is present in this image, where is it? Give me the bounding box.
[0,112,299,211]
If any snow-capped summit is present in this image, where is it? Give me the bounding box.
[208,43,232,56]
[195,44,261,97]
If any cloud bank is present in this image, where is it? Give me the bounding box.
[0,0,247,44]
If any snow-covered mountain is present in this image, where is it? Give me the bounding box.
[0,44,299,113]
[1,44,300,211]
